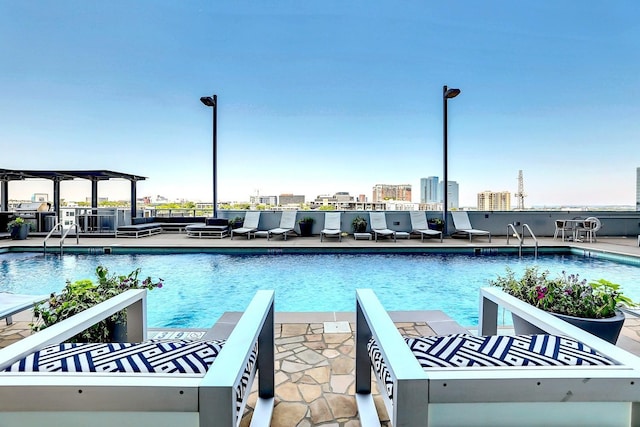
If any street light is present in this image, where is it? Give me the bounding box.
[443,85,460,236]
[200,94,218,218]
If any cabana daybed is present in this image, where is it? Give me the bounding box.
[0,289,275,427]
[355,287,640,426]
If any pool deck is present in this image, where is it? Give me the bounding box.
[2,233,640,426]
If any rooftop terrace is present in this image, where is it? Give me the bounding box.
[2,234,640,426]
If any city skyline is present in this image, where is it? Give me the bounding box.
[1,2,639,207]
[6,177,637,211]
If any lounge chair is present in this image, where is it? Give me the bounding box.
[0,293,47,325]
[320,212,342,242]
[450,211,491,242]
[369,212,397,242]
[266,210,297,241]
[0,288,275,427]
[230,211,261,240]
[409,211,443,242]
[355,288,640,427]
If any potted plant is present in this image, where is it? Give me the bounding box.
[298,217,315,237]
[427,217,444,231]
[229,216,244,229]
[352,216,368,233]
[489,266,634,343]
[7,216,33,240]
[31,266,163,343]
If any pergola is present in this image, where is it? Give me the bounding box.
[0,168,146,220]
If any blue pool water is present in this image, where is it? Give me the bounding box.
[2,252,640,328]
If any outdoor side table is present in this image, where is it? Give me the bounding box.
[354,232,372,240]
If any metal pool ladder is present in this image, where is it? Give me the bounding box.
[506,223,538,258]
[43,222,80,255]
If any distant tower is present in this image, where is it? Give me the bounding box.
[514,170,526,210]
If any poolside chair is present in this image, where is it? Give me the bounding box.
[369,212,396,242]
[355,288,640,427]
[230,211,261,240]
[409,211,443,242]
[267,210,297,241]
[0,293,47,325]
[0,289,275,427]
[575,216,602,243]
[450,211,491,242]
[553,219,573,241]
[320,212,342,242]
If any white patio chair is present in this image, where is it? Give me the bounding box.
[230,211,261,240]
[575,217,602,243]
[267,210,297,240]
[409,211,443,242]
[553,219,573,241]
[0,289,275,427]
[369,212,396,242]
[355,288,640,427]
[450,211,491,242]
[320,212,342,242]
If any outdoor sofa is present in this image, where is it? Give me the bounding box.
[0,288,275,427]
[115,216,207,238]
[355,287,640,426]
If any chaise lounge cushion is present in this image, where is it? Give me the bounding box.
[369,334,615,400]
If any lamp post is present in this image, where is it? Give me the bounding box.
[442,85,460,236]
[200,94,218,218]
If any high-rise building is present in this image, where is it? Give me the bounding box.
[420,177,439,204]
[372,184,412,202]
[439,181,459,209]
[279,194,305,205]
[637,167,640,211]
[310,192,354,209]
[477,191,511,211]
[250,195,277,205]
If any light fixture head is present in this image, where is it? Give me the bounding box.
[444,88,461,99]
[200,96,216,107]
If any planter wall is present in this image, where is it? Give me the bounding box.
[512,310,625,344]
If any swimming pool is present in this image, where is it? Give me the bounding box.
[2,252,640,328]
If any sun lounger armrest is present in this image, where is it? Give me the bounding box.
[356,289,428,424]
[0,289,147,369]
[200,290,275,426]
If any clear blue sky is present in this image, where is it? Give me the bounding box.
[1,1,638,207]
